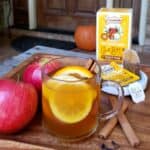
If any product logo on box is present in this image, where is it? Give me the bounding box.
[101,15,123,41]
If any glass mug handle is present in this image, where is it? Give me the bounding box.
[99,81,124,120]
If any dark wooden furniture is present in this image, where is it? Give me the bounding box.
[37,0,141,39]
[12,0,141,41]
[0,52,150,149]
[37,0,106,31]
[0,1,4,31]
[12,0,141,40]
[13,0,28,28]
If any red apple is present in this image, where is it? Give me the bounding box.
[0,79,38,134]
[22,58,61,91]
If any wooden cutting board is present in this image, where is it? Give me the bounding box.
[0,53,150,150]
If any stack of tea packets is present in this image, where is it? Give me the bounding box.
[101,49,147,103]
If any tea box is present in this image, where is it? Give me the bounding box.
[96,8,132,63]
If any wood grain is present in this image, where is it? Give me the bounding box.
[0,139,54,150]
[0,53,150,150]
[13,0,29,27]
[37,0,105,31]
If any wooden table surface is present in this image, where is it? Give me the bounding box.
[0,51,150,150]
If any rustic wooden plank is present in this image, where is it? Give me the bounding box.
[0,139,54,150]
[0,53,150,149]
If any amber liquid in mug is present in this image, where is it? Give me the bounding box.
[42,67,100,139]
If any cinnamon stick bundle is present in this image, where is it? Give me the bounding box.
[99,100,129,139]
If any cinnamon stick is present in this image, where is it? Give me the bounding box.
[90,62,98,73]
[110,97,140,147]
[118,111,140,147]
[85,58,94,70]
[99,100,129,139]
[86,58,99,74]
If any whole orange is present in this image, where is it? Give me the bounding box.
[74,25,96,51]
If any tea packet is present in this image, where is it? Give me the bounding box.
[128,82,145,103]
[123,49,140,76]
[101,62,140,87]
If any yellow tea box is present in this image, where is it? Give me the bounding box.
[96,8,132,63]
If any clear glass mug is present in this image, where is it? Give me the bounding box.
[42,56,123,141]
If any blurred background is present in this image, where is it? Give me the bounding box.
[0,0,150,64]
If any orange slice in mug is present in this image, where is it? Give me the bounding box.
[46,66,97,124]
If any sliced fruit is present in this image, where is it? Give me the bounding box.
[49,80,96,123]
[43,66,97,124]
[53,66,93,78]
